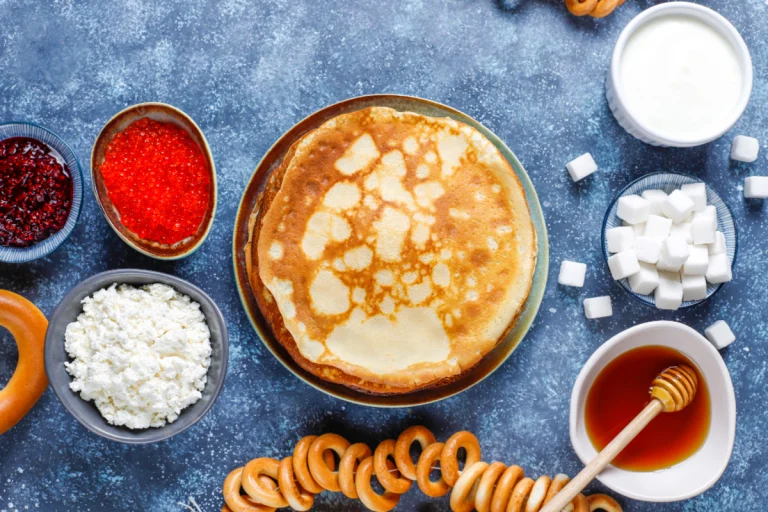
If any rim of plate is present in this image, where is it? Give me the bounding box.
[231,94,549,407]
[0,121,84,263]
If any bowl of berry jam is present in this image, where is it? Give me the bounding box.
[91,103,217,260]
[0,122,83,263]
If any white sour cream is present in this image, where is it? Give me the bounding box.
[620,15,743,141]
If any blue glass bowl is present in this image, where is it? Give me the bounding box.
[602,171,737,309]
[0,122,83,263]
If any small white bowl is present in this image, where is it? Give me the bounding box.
[606,2,752,147]
[570,321,735,502]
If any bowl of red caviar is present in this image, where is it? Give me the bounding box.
[0,122,83,264]
[91,103,217,259]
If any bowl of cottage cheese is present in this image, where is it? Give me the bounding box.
[44,269,228,444]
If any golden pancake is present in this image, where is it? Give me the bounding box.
[254,107,536,394]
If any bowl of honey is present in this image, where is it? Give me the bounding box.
[570,321,735,502]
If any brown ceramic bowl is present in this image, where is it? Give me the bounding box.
[91,102,217,259]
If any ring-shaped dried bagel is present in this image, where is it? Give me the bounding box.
[440,431,482,486]
[589,0,621,18]
[394,426,436,480]
[374,439,412,494]
[293,436,326,494]
[490,465,524,512]
[473,461,507,512]
[222,468,277,512]
[355,457,401,512]
[241,458,287,509]
[541,473,571,506]
[339,443,372,499]
[308,433,350,492]
[278,456,314,511]
[588,494,623,512]
[506,476,535,512]
[565,0,598,16]
[0,291,48,436]
[416,441,451,498]
[450,461,489,512]
[572,494,590,512]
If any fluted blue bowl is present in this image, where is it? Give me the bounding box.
[0,122,83,263]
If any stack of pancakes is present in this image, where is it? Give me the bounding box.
[246,107,536,395]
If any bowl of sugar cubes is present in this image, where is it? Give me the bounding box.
[602,172,737,310]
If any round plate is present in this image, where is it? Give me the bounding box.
[232,94,549,407]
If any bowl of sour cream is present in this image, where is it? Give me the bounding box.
[606,2,752,147]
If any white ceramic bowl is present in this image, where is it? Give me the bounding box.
[606,2,752,147]
[570,321,735,502]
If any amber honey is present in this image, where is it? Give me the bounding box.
[585,345,710,472]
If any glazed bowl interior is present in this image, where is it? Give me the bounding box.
[602,171,737,309]
[570,321,735,502]
[0,122,83,264]
[610,2,753,147]
[90,102,217,260]
[44,269,228,444]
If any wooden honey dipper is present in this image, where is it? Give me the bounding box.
[541,364,699,512]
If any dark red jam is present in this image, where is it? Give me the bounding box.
[0,137,73,247]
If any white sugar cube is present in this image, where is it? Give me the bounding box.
[584,296,613,319]
[744,176,768,199]
[617,195,650,225]
[566,153,598,182]
[705,320,736,349]
[706,253,732,284]
[559,260,587,287]
[731,135,759,163]
[606,226,635,253]
[644,214,673,239]
[683,245,710,275]
[691,211,717,245]
[708,231,726,255]
[662,190,696,224]
[629,262,660,295]
[682,274,707,302]
[703,205,717,220]
[641,189,668,216]
[634,236,662,264]
[625,221,645,236]
[657,237,690,272]
[655,271,683,310]
[670,221,693,244]
[681,183,707,212]
[608,250,640,280]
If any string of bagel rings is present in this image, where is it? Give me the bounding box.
[565,0,625,18]
[222,427,623,512]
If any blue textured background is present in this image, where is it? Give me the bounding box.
[1,1,766,510]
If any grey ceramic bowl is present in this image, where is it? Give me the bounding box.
[44,269,228,444]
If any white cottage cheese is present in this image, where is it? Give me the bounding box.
[64,283,212,429]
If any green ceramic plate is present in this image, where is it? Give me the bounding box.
[232,94,549,407]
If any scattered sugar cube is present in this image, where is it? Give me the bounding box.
[634,236,662,264]
[608,250,641,280]
[670,221,693,244]
[705,320,736,349]
[744,176,768,199]
[662,190,695,224]
[655,271,683,310]
[641,189,668,216]
[691,211,717,245]
[566,153,598,182]
[644,214,673,239]
[606,226,635,253]
[559,260,587,287]
[584,296,613,319]
[683,245,710,276]
[730,135,759,163]
[617,195,650,225]
[629,262,660,295]
[708,231,726,255]
[657,237,690,272]
[681,183,707,212]
[682,274,707,302]
[706,253,732,284]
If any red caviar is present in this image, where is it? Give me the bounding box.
[100,118,210,245]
